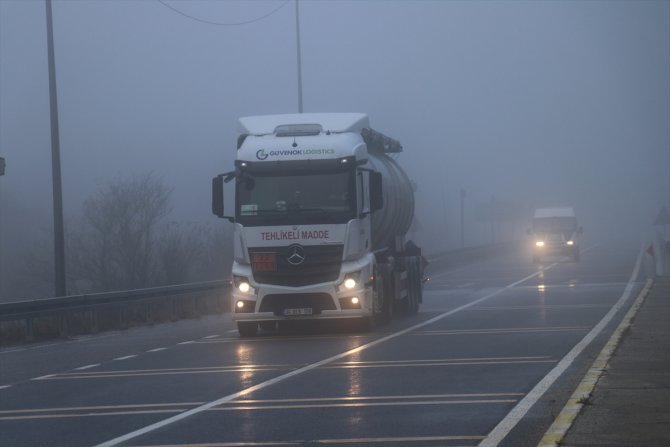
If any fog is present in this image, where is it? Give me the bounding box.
[1,0,668,300]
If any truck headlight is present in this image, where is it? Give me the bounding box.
[339,272,361,292]
[535,241,545,247]
[234,276,255,294]
[566,240,574,246]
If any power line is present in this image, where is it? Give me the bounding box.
[156,0,291,26]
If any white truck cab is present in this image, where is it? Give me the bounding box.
[212,113,424,337]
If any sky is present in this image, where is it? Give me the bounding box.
[0,0,669,297]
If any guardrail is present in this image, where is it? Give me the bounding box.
[0,242,516,346]
[0,281,231,346]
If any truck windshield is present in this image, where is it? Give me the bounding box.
[236,170,356,226]
[533,217,577,234]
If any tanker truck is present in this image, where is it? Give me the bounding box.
[212,113,425,337]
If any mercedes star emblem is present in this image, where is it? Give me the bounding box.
[286,244,306,266]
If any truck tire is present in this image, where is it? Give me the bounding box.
[406,256,421,314]
[237,322,258,337]
[397,257,421,315]
[375,263,393,326]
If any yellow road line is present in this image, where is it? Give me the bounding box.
[537,277,654,447]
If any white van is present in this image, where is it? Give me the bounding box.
[529,207,582,262]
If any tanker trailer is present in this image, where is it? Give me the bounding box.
[212,113,425,337]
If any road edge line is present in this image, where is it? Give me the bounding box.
[536,276,654,447]
[478,245,644,447]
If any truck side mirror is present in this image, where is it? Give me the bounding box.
[369,171,383,212]
[212,175,225,217]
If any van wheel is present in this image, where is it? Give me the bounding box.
[237,322,258,337]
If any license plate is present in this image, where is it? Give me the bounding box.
[283,307,313,316]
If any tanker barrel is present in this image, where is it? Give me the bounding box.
[367,150,415,252]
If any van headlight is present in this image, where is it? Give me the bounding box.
[535,241,545,247]
[566,240,574,246]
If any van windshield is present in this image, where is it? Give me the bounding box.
[533,217,577,234]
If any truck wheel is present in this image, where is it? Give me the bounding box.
[375,263,393,326]
[397,257,421,315]
[237,322,258,337]
[406,256,421,314]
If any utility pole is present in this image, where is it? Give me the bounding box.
[46,0,66,297]
[460,188,466,248]
[295,0,303,113]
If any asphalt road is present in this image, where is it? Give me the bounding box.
[0,242,646,447]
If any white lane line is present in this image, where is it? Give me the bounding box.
[177,341,194,345]
[537,277,654,446]
[94,264,557,447]
[203,335,220,339]
[112,355,137,361]
[0,385,11,390]
[226,329,238,334]
[147,347,167,353]
[31,375,55,381]
[478,245,644,447]
[74,364,100,371]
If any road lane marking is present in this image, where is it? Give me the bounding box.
[74,364,100,371]
[0,409,186,421]
[0,402,204,414]
[203,334,220,339]
[112,355,137,361]
[336,356,550,365]
[177,341,194,345]
[0,385,11,390]
[147,347,167,352]
[31,374,55,381]
[233,392,525,404]
[94,264,558,447]
[131,435,486,446]
[416,326,589,336]
[468,304,611,311]
[478,245,645,447]
[32,356,553,381]
[537,277,654,447]
[0,393,520,421]
[212,398,518,411]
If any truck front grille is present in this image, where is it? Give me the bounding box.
[249,245,343,287]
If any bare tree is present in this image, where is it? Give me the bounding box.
[156,222,234,284]
[73,173,172,291]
